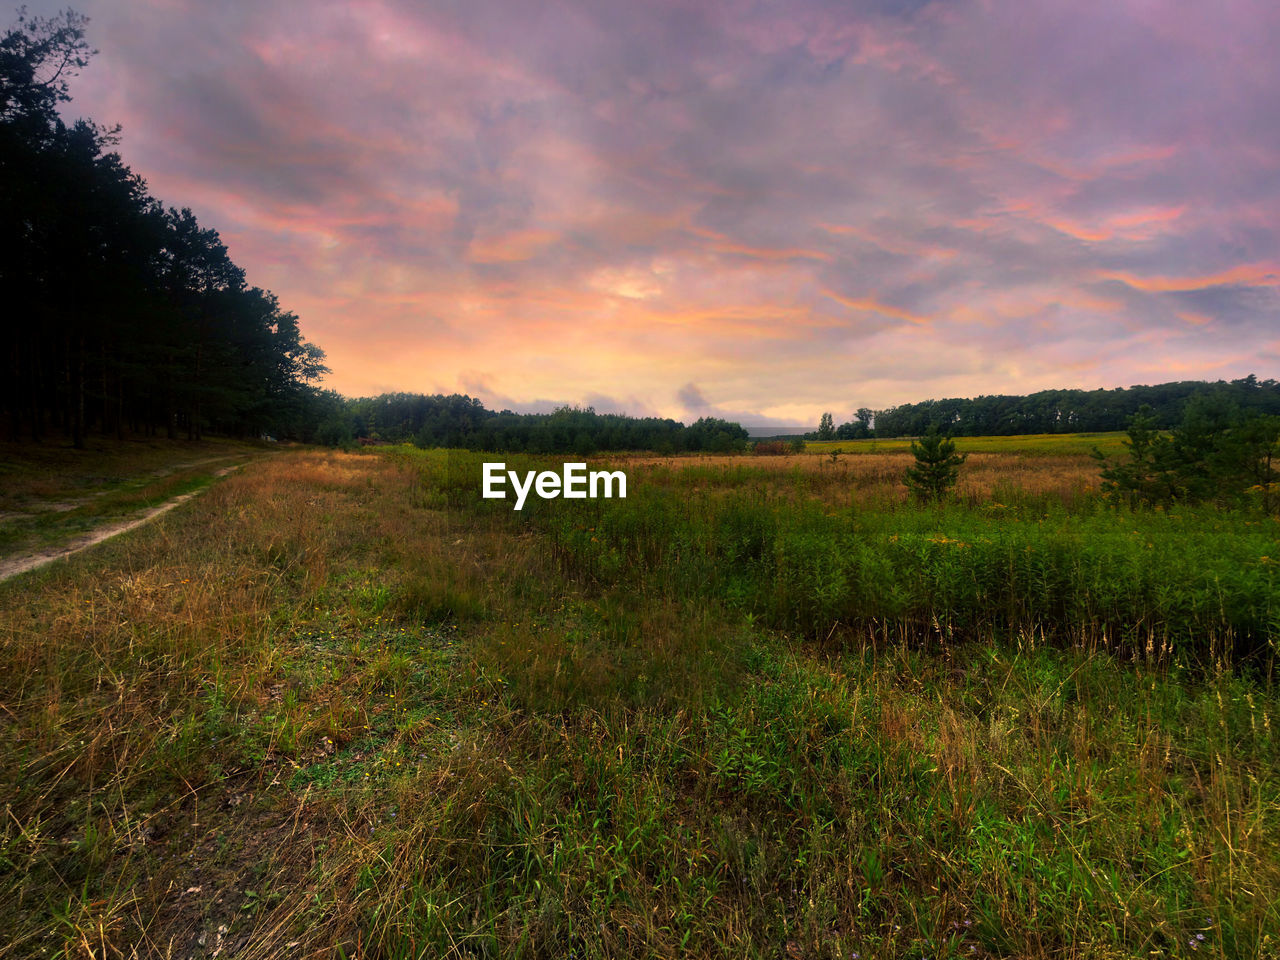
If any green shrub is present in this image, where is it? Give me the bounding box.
[904,427,967,502]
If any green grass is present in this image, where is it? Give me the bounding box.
[0,440,1277,958]
[0,464,240,555]
[0,434,263,505]
[531,479,1279,661]
[0,435,266,559]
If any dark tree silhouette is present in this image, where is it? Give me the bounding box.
[329,395,750,454]
[1,9,328,444]
[841,377,1280,440]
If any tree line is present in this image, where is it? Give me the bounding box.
[1,10,329,446]
[326,393,750,454]
[810,376,1280,440]
[318,382,1280,457]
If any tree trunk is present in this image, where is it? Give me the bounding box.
[166,351,176,439]
[72,334,85,449]
[193,344,202,441]
[101,342,110,437]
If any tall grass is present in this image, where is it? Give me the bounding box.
[445,450,1280,664]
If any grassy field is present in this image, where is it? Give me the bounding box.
[1,438,1277,958]
[801,433,1130,458]
[0,436,268,561]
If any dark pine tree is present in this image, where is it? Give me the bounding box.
[904,427,967,502]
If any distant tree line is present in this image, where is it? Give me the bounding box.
[324,393,750,454]
[1,11,329,446]
[812,377,1280,440]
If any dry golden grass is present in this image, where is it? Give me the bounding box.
[616,450,1101,510]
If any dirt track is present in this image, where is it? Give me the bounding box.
[0,463,243,583]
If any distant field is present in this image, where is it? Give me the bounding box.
[1,440,1276,958]
[620,431,1124,509]
[803,431,1129,456]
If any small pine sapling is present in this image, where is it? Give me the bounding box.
[904,427,967,502]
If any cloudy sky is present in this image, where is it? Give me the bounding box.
[33,0,1280,426]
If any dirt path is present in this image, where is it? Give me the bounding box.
[1,453,247,520]
[0,464,244,584]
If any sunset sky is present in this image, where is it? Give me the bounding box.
[31,0,1280,427]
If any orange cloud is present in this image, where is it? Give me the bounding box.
[686,225,831,263]
[1100,263,1280,292]
[817,222,957,259]
[822,290,929,325]
[1045,205,1186,243]
[468,229,559,263]
[1177,310,1215,327]
[709,242,832,263]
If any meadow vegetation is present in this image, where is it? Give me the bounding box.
[0,439,1277,959]
[0,437,266,560]
[802,433,1131,458]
